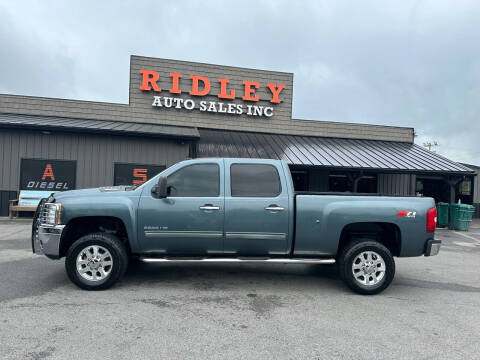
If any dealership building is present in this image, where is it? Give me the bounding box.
[0,55,477,216]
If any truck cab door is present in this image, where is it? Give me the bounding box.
[137,160,224,255]
[224,160,291,256]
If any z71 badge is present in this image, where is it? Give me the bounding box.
[397,210,417,218]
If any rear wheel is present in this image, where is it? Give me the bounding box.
[338,240,395,295]
[65,232,128,290]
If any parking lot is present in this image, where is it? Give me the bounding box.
[0,219,479,360]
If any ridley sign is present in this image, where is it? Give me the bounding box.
[139,69,286,118]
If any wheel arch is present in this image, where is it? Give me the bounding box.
[336,222,402,257]
[59,216,131,258]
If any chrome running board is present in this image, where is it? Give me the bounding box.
[140,257,335,264]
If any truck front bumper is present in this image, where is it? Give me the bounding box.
[425,239,441,256]
[32,224,65,259]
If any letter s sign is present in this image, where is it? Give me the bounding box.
[132,168,148,184]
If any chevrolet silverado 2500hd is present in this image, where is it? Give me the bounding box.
[32,158,440,294]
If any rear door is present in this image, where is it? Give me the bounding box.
[224,160,290,256]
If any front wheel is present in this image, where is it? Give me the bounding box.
[65,232,128,290]
[338,240,395,295]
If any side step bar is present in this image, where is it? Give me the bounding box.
[140,257,336,265]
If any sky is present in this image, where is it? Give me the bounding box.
[0,0,479,164]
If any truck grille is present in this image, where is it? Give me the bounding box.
[38,201,55,224]
[39,205,49,224]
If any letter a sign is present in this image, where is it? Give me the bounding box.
[42,164,55,181]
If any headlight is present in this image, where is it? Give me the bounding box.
[41,203,62,225]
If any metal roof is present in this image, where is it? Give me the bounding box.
[197,129,474,174]
[0,113,200,139]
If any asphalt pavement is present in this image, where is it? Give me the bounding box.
[0,218,479,359]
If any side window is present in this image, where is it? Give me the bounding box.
[168,164,220,197]
[231,164,281,197]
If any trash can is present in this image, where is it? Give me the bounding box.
[449,203,461,229]
[452,204,475,231]
[436,202,449,227]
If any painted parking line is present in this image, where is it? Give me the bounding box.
[452,241,477,248]
[453,231,480,244]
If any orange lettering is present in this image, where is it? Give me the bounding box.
[169,73,182,94]
[189,75,210,96]
[133,168,147,184]
[242,81,259,101]
[266,83,285,104]
[42,164,55,181]
[139,69,161,92]
[218,78,235,99]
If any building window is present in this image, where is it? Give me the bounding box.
[328,172,377,193]
[329,173,352,192]
[357,175,377,193]
[459,180,472,195]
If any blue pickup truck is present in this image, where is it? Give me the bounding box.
[33,158,440,294]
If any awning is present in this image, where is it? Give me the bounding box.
[197,129,474,174]
[0,113,200,139]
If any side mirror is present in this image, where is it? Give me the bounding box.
[151,176,168,198]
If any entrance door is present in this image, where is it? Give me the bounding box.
[224,161,290,256]
[137,161,224,255]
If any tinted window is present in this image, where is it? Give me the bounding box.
[231,164,281,197]
[168,164,219,197]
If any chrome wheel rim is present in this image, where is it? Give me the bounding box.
[352,251,386,286]
[76,245,113,282]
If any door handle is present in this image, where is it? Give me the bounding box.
[199,205,220,211]
[265,205,285,212]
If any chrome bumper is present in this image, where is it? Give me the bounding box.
[425,239,441,256]
[33,224,65,259]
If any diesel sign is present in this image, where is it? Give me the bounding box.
[20,159,76,191]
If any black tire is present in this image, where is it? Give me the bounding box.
[338,240,395,295]
[65,232,128,290]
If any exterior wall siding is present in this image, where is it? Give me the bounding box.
[0,94,414,142]
[0,190,17,217]
[0,129,189,191]
[377,173,416,196]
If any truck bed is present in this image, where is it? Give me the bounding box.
[293,193,435,257]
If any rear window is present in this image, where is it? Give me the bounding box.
[230,164,281,197]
